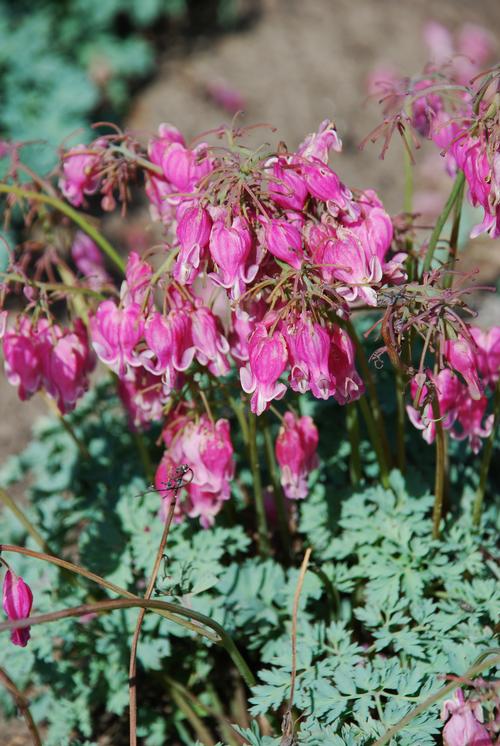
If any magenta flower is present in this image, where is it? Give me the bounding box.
[263,218,304,269]
[297,119,342,163]
[141,310,195,384]
[329,326,365,405]
[90,300,144,376]
[175,203,212,284]
[120,252,153,309]
[471,326,500,388]
[275,412,319,499]
[441,689,493,746]
[1,317,42,401]
[38,319,95,414]
[445,337,483,401]
[302,160,346,204]
[117,365,167,429]
[71,232,111,289]
[268,157,308,212]
[240,323,288,415]
[2,570,33,648]
[59,145,101,207]
[407,369,461,445]
[285,317,335,399]
[191,306,230,377]
[208,215,253,297]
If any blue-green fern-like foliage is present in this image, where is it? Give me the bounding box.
[0,382,498,745]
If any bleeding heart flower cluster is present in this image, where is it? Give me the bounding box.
[407,326,500,453]
[1,314,95,414]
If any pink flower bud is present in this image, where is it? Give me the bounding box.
[263,219,304,269]
[268,158,308,211]
[441,689,493,746]
[302,160,345,204]
[275,412,319,499]
[2,570,33,647]
[59,145,101,207]
[240,323,288,415]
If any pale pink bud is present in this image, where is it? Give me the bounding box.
[2,570,33,647]
[59,145,101,207]
[71,231,111,289]
[276,412,319,499]
[441,689,493,746]
[240,323,288,415]
[263,219,304,269]
[423,21,454,66]
[297,120,342,163]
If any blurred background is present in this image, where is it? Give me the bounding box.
[1,3,499,741]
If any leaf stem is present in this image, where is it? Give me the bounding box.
[0,491,49,553]
[473,379,500,528]
[0,666,42,746]
[346,403,362,485]
[262,419,292,560]
[0,183,125,273]
[248,413,271,556]
[431,398,446,540]
[358,397,390,489]
[422,171,466,274]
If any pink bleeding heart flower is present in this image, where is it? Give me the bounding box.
[37,319,95,414]
[2,570,33,648]
[90,300,144,376]
[59,145,101,207]
[275,412,319,499]
[191,306,230,377]
[162,141,212,193]
[319,230,383,307]
[1,317,43,401]
[145,175,176,224]
[174,203,212,284]
[148,123,186,168]
[441,689,493,746]
[71,232,111,289]
[329,326,365,404]
[297,120,342,163]
[120,252,153,310]
[445,337,483,400]
[208,215,253,297]
[470,326,500,388]
[450,389,493,454]
[141,310,195,387]
[240,323,288,415]
[407,369,461,445]
[262,218,304,270]
[285,317,335,400]
[268,157,308,212]
[117,365,167,429]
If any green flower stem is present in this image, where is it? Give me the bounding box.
[431,399,446,540]
[168,684,217,746]
[358,397,390,489]
[473,378,500,528]
[248,412,271,557]
[443,175,466,289]
[395,369,406,473]
[422,171,466,274]
[0,595,256,688]
[344,319,392,472]
[262,419,292,559]
[0,665,42,746]
[346,403,362,485]
[372,653,500,746]
[0,543,256,687]
[0,492,50,553]
[0,183,126,274]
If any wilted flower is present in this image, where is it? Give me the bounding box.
[2,570,33,648]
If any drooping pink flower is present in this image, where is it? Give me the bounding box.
[156,416,235,527]
[71,232,111,289]
[90,300,144,376]
[407,369,461,445]
[285,317,335,400]
[302,160,348,206]
[2,570,33,648]
[161,141,212,193]
[329,326,365,405]
[470,326,500,388]
[445,337,483,400]
[1,317,42,401]
[37,319,95,414]
[120,252,153,309]
[59,145,101,207]
[191,306,230,377]
[451,390,494,455]
[297,120,342,163]
[240,323,288,415]
[208,215,253,297]
[117,365,167,429]
[262,218,304,270]
[174,203,212,284]
[441,689,493,746]
[275,412,319,499]
[268,157,308,212]
[141,310,195,388]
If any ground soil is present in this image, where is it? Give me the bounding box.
[1,0,499,742]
